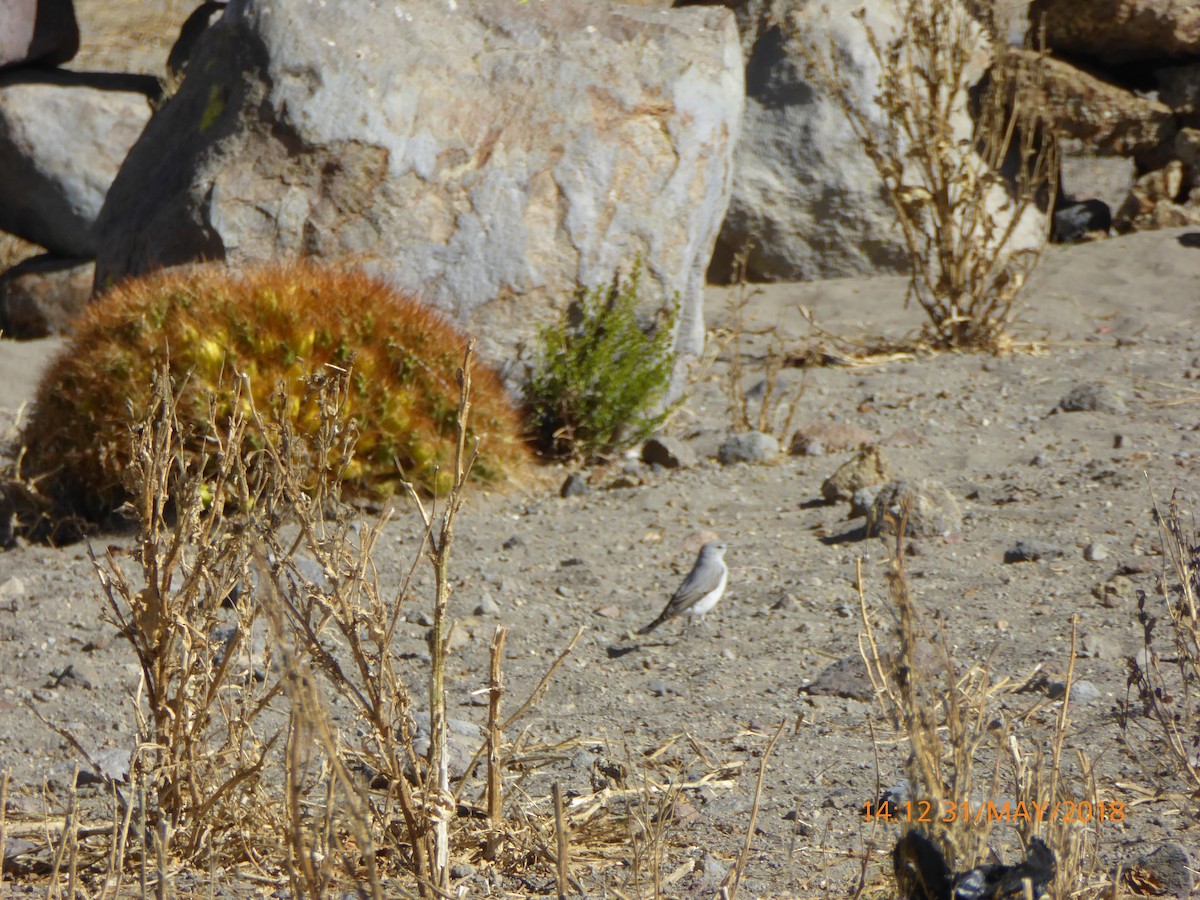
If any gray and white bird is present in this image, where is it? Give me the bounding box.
[637,540,728,635]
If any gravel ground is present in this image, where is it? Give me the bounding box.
[3,229,1200,896]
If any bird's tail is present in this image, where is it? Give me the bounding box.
[636,616,665,636]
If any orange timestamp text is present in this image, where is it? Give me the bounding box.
[864,799,1124,825]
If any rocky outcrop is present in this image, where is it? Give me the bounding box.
[0,78,151,256]
[0,0,79,70]
[1008,50,1176,160]
[94,0,743,371]
[1029,0,1200,66]
[0,255,93,339]
[696,0,912,281]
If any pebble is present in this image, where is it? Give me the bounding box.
[1058,382,1128,414]
[1129,843,1194,899]
[821,445,891,504]
[647,679,676,697]
[1004,539,1066,563]
[717,431,779,465]
[867,479,962,538]
[473,592,500,616]
[560,472,589,498]
[790,421,874,456]
[1083,541,1109,561]
[642,436,696,469]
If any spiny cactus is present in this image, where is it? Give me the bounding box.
[20,262,530,518]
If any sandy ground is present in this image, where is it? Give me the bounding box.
[3,228,1200,895]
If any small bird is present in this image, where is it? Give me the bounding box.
[637,540,728,635]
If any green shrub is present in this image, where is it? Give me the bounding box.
[525,265,677,460]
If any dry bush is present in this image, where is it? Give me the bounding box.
[19,261,530,520]
[805,0,1059,351]
[719,248,805,437]
[36,346,706,897]
[859,522,1101,898]
[1121,491,1200,799]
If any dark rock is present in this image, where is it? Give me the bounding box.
[1130,843,1194,899]
[0,83,150,256]
[0,0,79,69]
[800,653,873,701]
[1004,539,1066,563]
[1058,382,1128,414]
[641,435,696,469]
[1030,0,1200,65]
[1052,200,1111,243]
[0,255,93,338]
[560,473,589,498]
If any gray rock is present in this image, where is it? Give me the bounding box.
[1059,382,1128,414]
[0,82,150,256]
[800,653,874,701]
[1083,541,1110,561]
[560,473,589,498]
[1069,680,1102,704]
[473,592,501,616]
[1004,539,1067,563]
[94,0,743,380]
[702,0,1017,282]
[717,430,779,465]
[821,445,891,503]
[409,713,484,781]
[641,435,697,469]
[0,0,78,69]
[1131,843,1194,899]
[850,486,880,519]
[0,255,94,338]
[0,575,27,602]
[866,479,962,538]
[790,421,874,456]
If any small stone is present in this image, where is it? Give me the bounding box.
[450,862,476,880]
[560,472,589,498]
[1059,382,1128,414]
[850,486,880,519]
[647,679,676,697]
[556,585,573,598]
[0,577,27,603]
[642,435,696,469]
[1079,634,1117,659]
[1070,680,1102,704]
[502,535,524,550]
[570,748,597,770]
[408,610,435,627]
[717,431,779,465]
[593,605,623,618]
[473,592,500,616]
[1004,539,1067,563]
[1130,843,1194,899]
[821,445,892,503]
[867,479,962,538]
[1093,575,1135,608]
[1083,541,1110,561]
[790,421,874,456]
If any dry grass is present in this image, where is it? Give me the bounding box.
[803,0,1059,351]
[858,515,1106,898]
[1120,491,1200,801]
[9,344,750,897]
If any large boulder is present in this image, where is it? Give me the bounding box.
[690,0,1003,283]
[0,0,79,70]
[700,0,910,281]
[1007,50,1177,160]
[94,0,743,371]
[0,79,151,256]
[1029,0,1200,66]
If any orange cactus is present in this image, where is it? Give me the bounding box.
[20,262,530,518]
